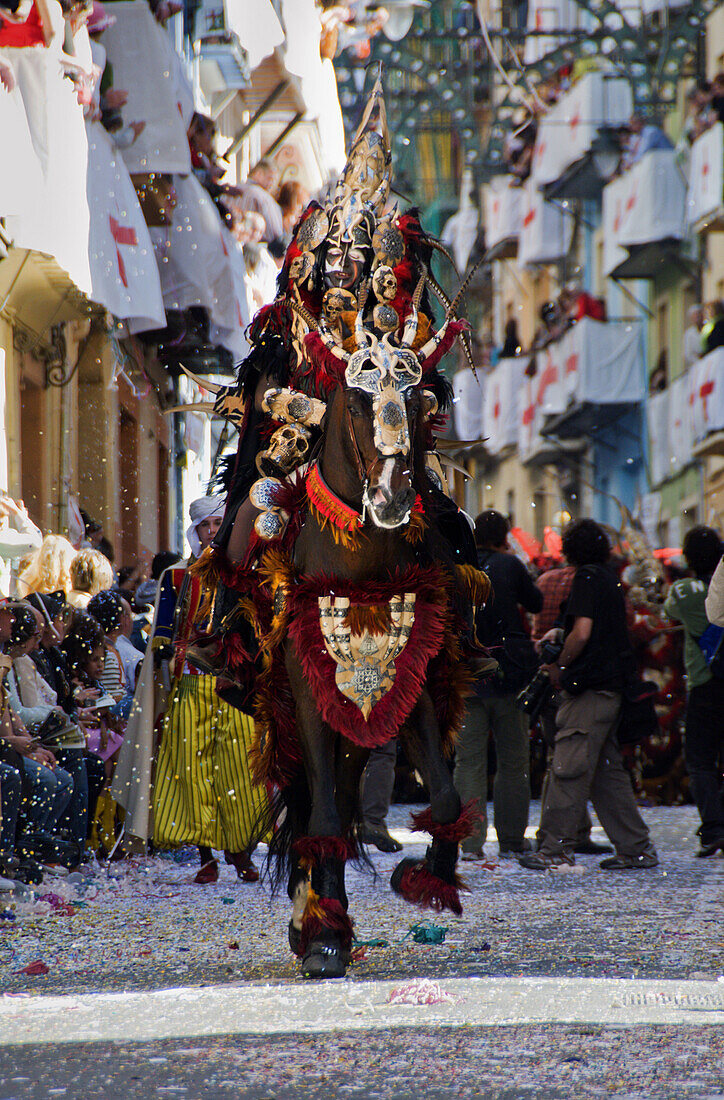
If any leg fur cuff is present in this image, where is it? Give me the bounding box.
[410,800,479,845]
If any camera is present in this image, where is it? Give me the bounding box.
[516,638,563,722]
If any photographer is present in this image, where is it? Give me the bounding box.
[519,519,658,871]
[454,510,542,859]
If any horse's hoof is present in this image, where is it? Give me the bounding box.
[300,939,348,979]
[288,920,303,957]
[390,857,419,896]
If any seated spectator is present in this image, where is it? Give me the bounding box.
[233,159,284,243]
[63,613,123,779]
[683,305,703,369]
[117,564,144,596]
[87,590,133,719]
[500,318,521,359]
[18,534,77,598]
[621,114,673,170]
[703,300,724,354]
[67,547,113,609]
[277,179,309,235]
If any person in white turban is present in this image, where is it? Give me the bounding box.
[185,496,225,560]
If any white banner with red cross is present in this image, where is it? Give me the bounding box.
[484,176,522,252]
[86,122,165,331]
[601,149,687,276]
[689,347,724,443]
[100,2,192,175]
[483,356,526,455]
[453,367,484,441]
[518,177,573,265]
[687,123,724,226]
[531,71,633,188]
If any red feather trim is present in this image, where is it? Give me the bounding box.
[409,800,480,844]
[395,861,463,916]
[293,836,357,865]
[302,333,346,397]
[306,464,362,545]
[299,897,354,955]
[420,320,468,372]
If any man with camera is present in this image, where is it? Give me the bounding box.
[454,510,543,860]
[519,519,658,871]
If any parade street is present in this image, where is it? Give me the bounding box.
[1,803,723,1099]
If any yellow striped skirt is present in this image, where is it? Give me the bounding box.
[152,673,269,852]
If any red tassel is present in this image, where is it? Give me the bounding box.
[299,897,354,954]
[293,836,356,865]
[396,861,463,917]
[410,800,480,844]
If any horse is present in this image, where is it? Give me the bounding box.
[268,364,479,979]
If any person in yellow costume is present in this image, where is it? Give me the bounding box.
[152,497,268,884]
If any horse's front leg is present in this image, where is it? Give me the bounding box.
[287,652,355,979]
[393,689,475,916]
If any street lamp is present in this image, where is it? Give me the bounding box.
[379,0,430,42]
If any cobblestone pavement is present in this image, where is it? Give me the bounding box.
[1,803,723,1098]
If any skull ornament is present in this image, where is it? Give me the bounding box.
[289,251,315,287]
[257,424,311,476]
[372,265,397,303]
[322,287,356,328]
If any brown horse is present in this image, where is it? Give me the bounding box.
[278,378,472,979]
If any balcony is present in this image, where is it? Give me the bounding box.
[602,150,687,279]
[534,318,645,439]
[482,356,528,456]
[687,123,724,231]
[484,177,522,261]
[532,71,632,201]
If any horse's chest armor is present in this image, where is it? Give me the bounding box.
[317,593,416,718]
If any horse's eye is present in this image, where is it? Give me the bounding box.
[347,401,363,418]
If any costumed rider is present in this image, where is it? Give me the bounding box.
[151,496,269,884]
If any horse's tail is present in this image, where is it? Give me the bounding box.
[254,772,312,896]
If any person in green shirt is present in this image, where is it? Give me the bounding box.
[664,526,724,857]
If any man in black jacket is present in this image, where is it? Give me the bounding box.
[454,510,542,859]
[520,519,658,871]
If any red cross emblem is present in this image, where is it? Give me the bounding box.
[703,159,710,178]
[569,110,580,134]
[523,206,536,228]
[625,188,637,213]
[522,400,536,426]
[493,387,501,420]
[109,215,138,288]
[613,200,622,233]
[537,360,558,404]
[565,353,578,376]
[700,379,715,419]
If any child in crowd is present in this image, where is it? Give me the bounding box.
[62,613,123,781]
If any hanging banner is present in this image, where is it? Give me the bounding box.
[0,71,43,219]
[687,122,724,226]
[86,122,165,331]
[483,357,525,455]
[689,347,724,444]
[518,176,572,265]
[602,149,686,276]
[100,3,192,175]
[453,367,484,441]
[484,176,522,253]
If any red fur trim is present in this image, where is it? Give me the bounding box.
[410,800,480,844]
[293,836,356,865]
[287,565,450,749]
[299,898,354,955]
[396,861,463,917]
[306,464,361,538]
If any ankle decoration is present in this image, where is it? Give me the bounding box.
[393,858,463,917]
[293,835,357,867]
[410,799,479,844]
[299,889,354,954]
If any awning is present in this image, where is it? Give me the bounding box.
[100,3,192,175]
[0,248,93,338]
[531,71,632,190]
[686,122,724,229]
[518,177,572,266]
[484,176,522,259]
[602,150,687,277]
